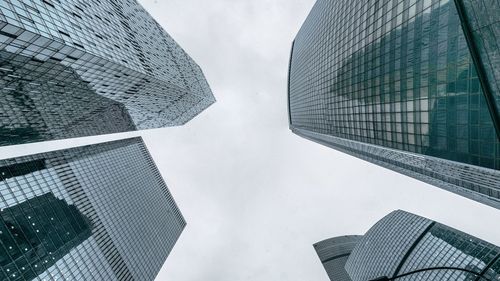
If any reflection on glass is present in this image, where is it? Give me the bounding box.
[0,50,136,146]
[0,193,92,280]
[0,160,46,182]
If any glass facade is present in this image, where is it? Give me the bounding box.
[313,236,362,281]
[458,0,500,125]
[345,210,500,281]
[288,0,500,209]
[0,0,215,146]
[0,50,136,145]
[0,137,186,280]
[1,192,92,281]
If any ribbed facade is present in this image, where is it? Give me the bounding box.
[0,137,185,280]
[345,210,500,281]
[314,236,362,281]
[288,0,500,209]
[0,0,215,146]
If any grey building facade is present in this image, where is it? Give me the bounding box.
[0,0,215,146]
[314,235,362,281]
[0,137,185,280]
[288,0,500,209]
[344,210,500,281]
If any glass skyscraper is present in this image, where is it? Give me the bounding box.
[0,137,185,280]
[313,235,362,281]
[344,210,500,280]
[288,0,500,209]
[0,0,215,146]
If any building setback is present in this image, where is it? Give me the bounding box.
[0,137,185,281]
[344,210,500,280]
[0,0,215,146]
[313,236,362,281]
[288,0,500,209]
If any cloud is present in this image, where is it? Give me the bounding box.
[132,1,500,281]
[2,1,498,280]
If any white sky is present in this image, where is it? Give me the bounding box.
[0,1,499,280]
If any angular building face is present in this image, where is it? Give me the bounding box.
[313,236,362,281]
[0,138,185,281]
[0,0,215,146]
[344,210,500,281]
[288,0,500,209]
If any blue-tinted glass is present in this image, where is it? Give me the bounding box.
[289,0,500,209]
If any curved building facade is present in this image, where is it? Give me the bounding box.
[314,235,362,281]
[345,210,500,281]
[0,0,215,146]
[288,0,500,209]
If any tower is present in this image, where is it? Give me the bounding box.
[314,236,362,281]
[345,210,500,280]
[0,0,215,146]
[0,137,185,280]
[288,0,500,209]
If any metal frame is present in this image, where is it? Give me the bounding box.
[453,0,500,141]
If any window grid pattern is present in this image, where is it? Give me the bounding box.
[289,0,500,170]
[345,210,500,281]
[0,0,215,146]
[397,224,500,280]
[0,192,94,281]
[314,236,361,281]
[345,210,433,281]
[484,257,500,280]
[323,256,351,281]
[459,0,500,117]
[0,137,185,280]
[0,49,136,145]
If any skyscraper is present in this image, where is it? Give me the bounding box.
[0,192,92,281]
[0,137,185,280]
[0,0,215,146]
[288,0,500,209]
[313,235,362,281]
[344,210,500,281]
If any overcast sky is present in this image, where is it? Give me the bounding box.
[1,0,500,280]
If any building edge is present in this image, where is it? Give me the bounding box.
[291,126,500,210]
